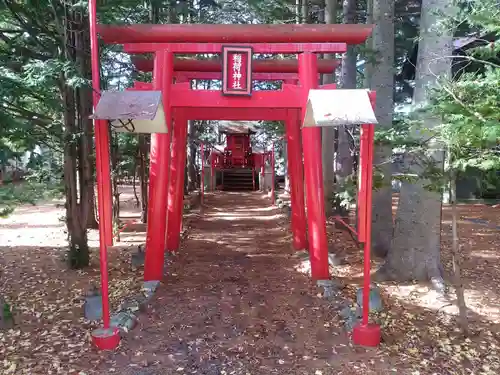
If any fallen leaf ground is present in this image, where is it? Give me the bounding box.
[0,186,499,374]
[326,195,500,375]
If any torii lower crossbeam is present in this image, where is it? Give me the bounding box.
[172,108,289,121]
[170,83,301,109]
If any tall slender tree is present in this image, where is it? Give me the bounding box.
[321,0,338,216]
[378,0,456,284]
[369,0,395,258]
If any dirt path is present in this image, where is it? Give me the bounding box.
[92,192,389,375]
[3,186,500,374]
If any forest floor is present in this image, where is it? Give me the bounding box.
[326,195,500,375]
[0,184,499,375]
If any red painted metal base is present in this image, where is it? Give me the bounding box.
[352,323,381,347]
[91,327,120,350]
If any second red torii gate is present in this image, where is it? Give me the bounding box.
[130,78,310,262]
[131,77,341,276]
[141,53,336,286]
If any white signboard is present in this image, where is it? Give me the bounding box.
[91,90,168,134]
[302,89,378,128]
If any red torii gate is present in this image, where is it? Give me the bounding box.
[88,0,380,351]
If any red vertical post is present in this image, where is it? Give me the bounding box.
[210,154,215,191]
[352,122,381,347]
[88,2,112,247]
[166,114,189,251]
[99,144,113,248]
[261,156,265,191]
[357,127,367,243]
[298,52,329,281]
[271,144,275,205]
[252,168,256,190]
[174,116,189,241]
[285,109,307,251]
[89,0,111,328]
[144,50,174,281]
[353,90,381,347]
[357,92,377,243]
[200,142,204,205]
[362,124,375,325]
[88,0,119,350]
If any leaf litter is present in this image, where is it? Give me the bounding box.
[0,187,499,374]
[326,195,500,374]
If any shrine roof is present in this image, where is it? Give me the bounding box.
[218,121,258,135]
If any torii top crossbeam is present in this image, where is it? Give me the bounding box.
[97,24,373,44]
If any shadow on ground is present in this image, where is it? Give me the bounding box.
[91,192,394,375]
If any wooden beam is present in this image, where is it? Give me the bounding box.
[124,42,347,54]
[169,83,301,110]
[98,23,373,44]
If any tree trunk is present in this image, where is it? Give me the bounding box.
[184,164,189,195]
[149,0,159,23]
[133,154,140,207]
[86,169,99,229]
[331,0,356,219]
[302,0,309,23]
[296,0,302,24]
[378,0,455,284]
[63,3,90,269]
[186,120,197,191]
[76,15,99,231]
[111,130,120,241]
[369,0,395,258]
[340,0,357,90]
[321,0,338,217]
[283,138,290,193]
[138,135,148,223]
[167,0,177,23]
[109,131,120,242]
[450,170,469,335]
[77,86,96,234]
[364,0,374,88]
[137,0,159,223]
[62,81,89,268]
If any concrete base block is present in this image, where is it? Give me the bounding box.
[317,279,340,299]
[356,286,383,313]
[110,311,138,333]
[293,250,309,259]
[131,246,145,270]
[84,294,103,321]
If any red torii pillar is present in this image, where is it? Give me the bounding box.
[166,112,189,252]
[143,50,174,281]
[299,52,330,280]
[285,109,307,251]
[88,0,118,350]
